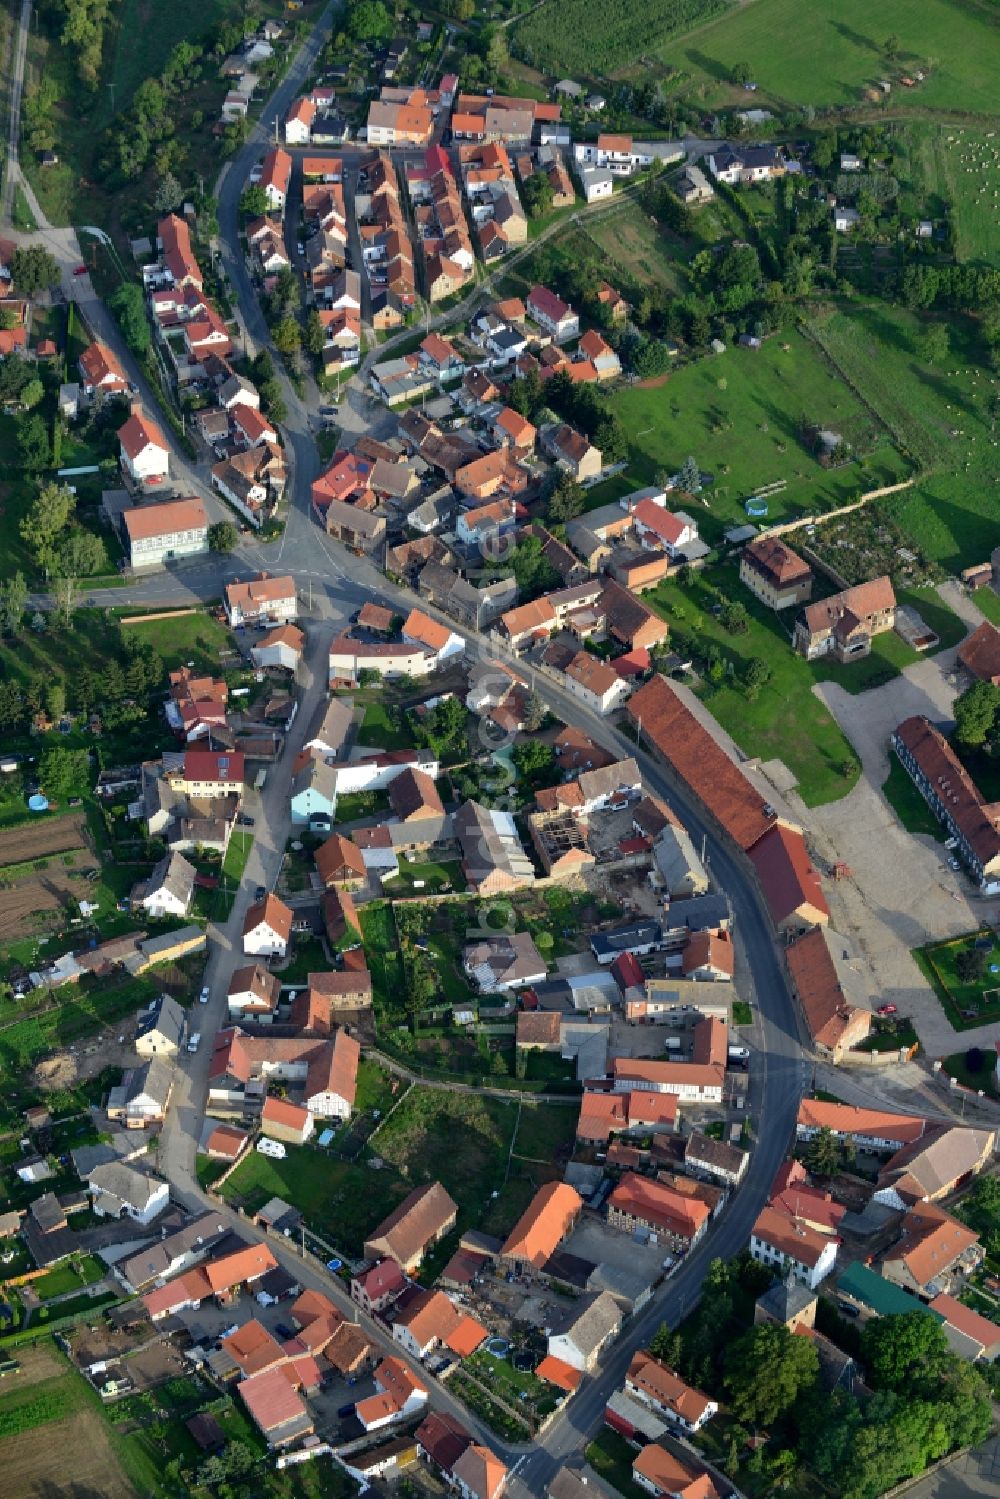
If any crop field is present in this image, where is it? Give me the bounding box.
[0,814,88,870]
[603,328,908,541]
[0,1359,134,1499]
[669,0,1000,114]
[514,0,729,78]
[808,304,1000,573]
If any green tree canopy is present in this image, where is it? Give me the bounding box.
[724,1321,819,1427]
[20,482,76,572]
[953,680,1000,749]
[11,246,60,295]
[208,521,238,553]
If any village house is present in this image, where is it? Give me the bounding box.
[79,338,129,397]
[631,1444,722,1499]
[364,1181,459,1273]
[88,1163,170,1226]
[351,1257,407,1316]
[464,932,547,993]
[131,850,196,918]
[209,1028,360,1120]
[260,147,293,212]
[891,716,1000,890]
[739,536,813,610]
[793,576,896,662]
[795,1099,927,1154]
[958,620,1000,685]
[562,651,632,715]
[750,1204,839,1289]
[121,495,208,570]
[526,284,579,343]
[879,1201,981,1297]
[454,800,535,895]
[784,925,872,1061]
[118,408,170,487]
[135,993,186,1057]
[225,573,297,628]
[684,1131,748,1187]
[260,1095,314,1147]
[543,423,602,481]
[547,1291,622,1372]
[707,142,785,184]
[227,963,282,1023]
[573,134,654,177]
[500,1182,583,1271]
[873,1124,996,1209]
[607,1174,709,1251]
[625,1353,717,1433]
[242,893,294,958]
[749,819,829,932]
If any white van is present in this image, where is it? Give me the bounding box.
[187,1032,201,1053]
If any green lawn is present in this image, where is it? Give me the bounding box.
[512,1102,580,1161]
[117,609,231,666]
[671,0,1000,114]
[222,828,253,885]
[277,936,330,986]
[358,699,416,751]
[334,790,391,822]
[586,1430,647,1499]
[898,124,1000,267]
[732,1000,753,1026]
[359,901,406,1023]
[646,565,860,806]
[808,303,1000,575]
[883,756,947,841]
[220,1147,407,1257]
[973,588,1000,626]
[382,858,465,895]
[33,1256,106,1301]
[605,327,909,543]
[914,933,1000,1031]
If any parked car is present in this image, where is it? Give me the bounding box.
[73,264,87,276]
[948,856,961,871]
[255,885,267,901]
[237,814,255,827]
[199,986,210,1005]
[876,1003,897,1016]
[187,1032,201,1053]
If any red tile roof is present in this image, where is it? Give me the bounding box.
[500,1182,582,1267]
[627,675,773,850]
[748,819,829,928]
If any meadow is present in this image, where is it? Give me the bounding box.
[809,303,1000,573]
[669,0,1000,114]
[897,124,1000,267]
[601,328,909,540]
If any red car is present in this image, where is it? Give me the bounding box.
[877,1004,898,1016]
[73,264,87,276]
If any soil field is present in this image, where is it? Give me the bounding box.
[0,814,89,867]
[1,1405,135,1499]
[0,1343,67,1392]
[0,861,94,942]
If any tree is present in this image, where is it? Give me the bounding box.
[522,692,546,732]
[720,599,750,635]
[17,414,50,473]
[272,315,301,355]
[57,530,107,577]
[725,1322,819,1427]
[45,681,66,722]
[884,33,900,59]
[19,377,44,410]
[521,172,555,219]
[38,747,89,800]
[0,680,24,730]
[743,656,771,700]
[0,572,28,636]
[346,0,392,41]
[304,309,326,357]
[208,521,238,553]
[512,740,557,784]
[592,414,628,465]
[965,1045,984,1073]
[918,324,949,365]
[953,680,1000,749]
[240,183,269,218]
[10,246,60,296]
[956,946,986,983]
[730,61,754,87]
[153,171,183,213]
[677,455,701,493]
[53,575,79,629]
[805,1125,841,1177]
[547,472,585,523]
[20,482,76,572]
[862,1310,950,1392]
[421,695,467,755]
[110,282,150,355]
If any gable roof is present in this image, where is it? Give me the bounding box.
[315,833,366,884]
[452,1443,507,1499]
[785,926,870,1052]
[243,892,293,942]
[882,1201,979,1287]
[500,1181,582,1267]
[366,1181,458,1266]
[389,767,445,821]
[802,575,895,636]
[958,619,1000,683]
[119,409,168,459]
[797,1099,926,1146]
[748,819,829,927]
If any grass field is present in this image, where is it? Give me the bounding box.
[914,932,1000,1031]
[381,858,465,895]
[882,756,947,841]
[973,588,1000,625]
[575,206,692,297]
[670,0,1000,114]
[808,304,1000,574]
[357,699,416,751]
[603,328,909,542]
[373,1087,520,1221]
[898,124,1000,267]
[646,565,861,804]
